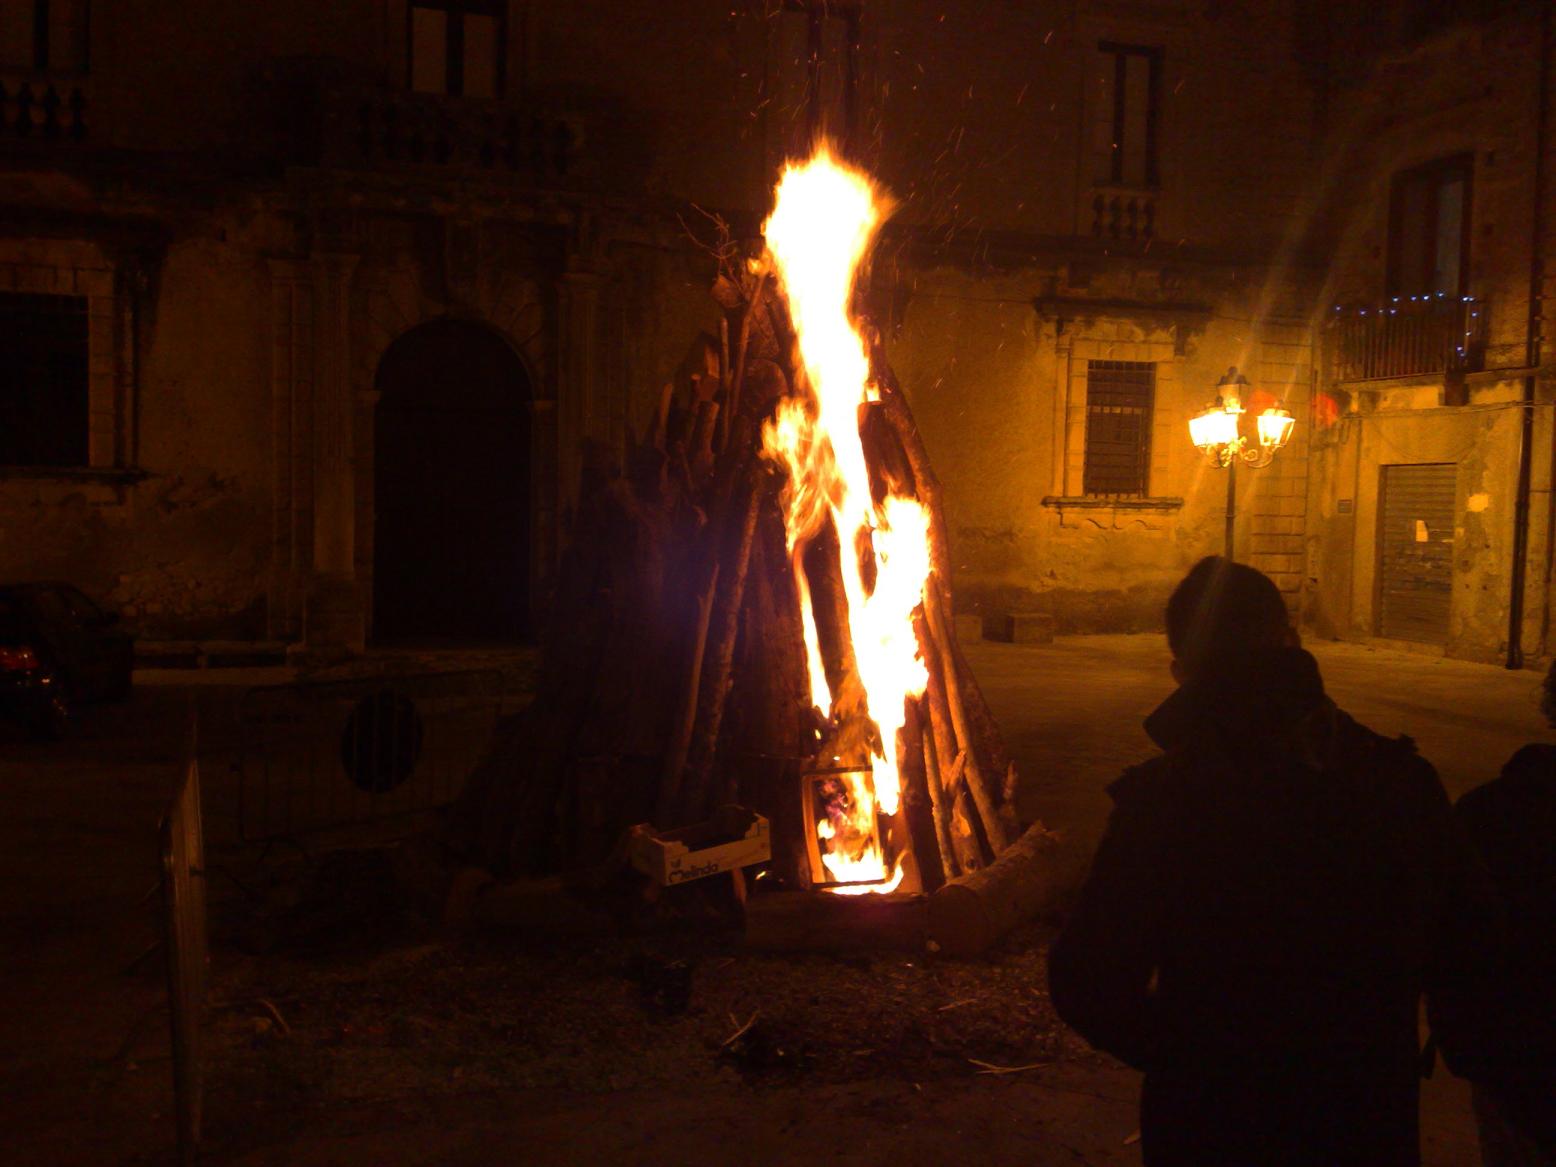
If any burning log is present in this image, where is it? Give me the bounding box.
[442,145,1050,952]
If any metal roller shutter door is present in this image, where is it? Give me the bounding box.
[1378,463,1456,644]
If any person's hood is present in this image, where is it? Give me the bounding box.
[1499,741,1556,786]
[1144,646,1330,761]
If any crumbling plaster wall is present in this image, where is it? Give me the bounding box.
[1304,386,1531,660]
[0,219,277,641]
[1301,7,1555,663]
[886,261,1315,632]
[1317,15,1542,358]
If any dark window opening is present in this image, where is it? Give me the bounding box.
[1084,360,1155,497]
[1388,154,1473,298]
[0,0,90,73]
[1095,43,1161,188]
[0,293,89,468]
[373,320,532,643]
[409,0,505,99]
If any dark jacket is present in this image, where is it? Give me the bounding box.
[1048,647,1501,1167]
[1451,742,1556,1150]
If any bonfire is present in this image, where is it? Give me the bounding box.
[445,145,1054,953]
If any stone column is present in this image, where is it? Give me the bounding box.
[306,251,364,652]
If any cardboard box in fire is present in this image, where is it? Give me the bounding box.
[628,805,771,886]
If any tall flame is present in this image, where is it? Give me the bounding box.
[761,145,931,894]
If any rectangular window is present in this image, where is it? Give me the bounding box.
[0,292,89,468]
[770,2,859,160]
[1094,43,1161,187]
[1083,360,1155,497]
[1388,154,1472,297]
[409,1,505,99]
[0,1,89,72]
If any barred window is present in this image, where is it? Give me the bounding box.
[1083,360,1154,497]
[0,292,89,467]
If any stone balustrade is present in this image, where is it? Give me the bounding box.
[317,83,583,181]
[0,72,88,143]
[1090,186,1156,242]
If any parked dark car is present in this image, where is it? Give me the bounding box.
[0,582,133,738]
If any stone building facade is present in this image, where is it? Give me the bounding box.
[1303,2,1555,665]
[0,1,1548,665]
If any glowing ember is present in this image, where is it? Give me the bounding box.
[762,145,930,895]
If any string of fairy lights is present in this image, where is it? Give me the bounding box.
[1329,293,1484,359]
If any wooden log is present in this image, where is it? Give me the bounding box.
[714,315,732,453]
[717,499,817,886]
[725,270,771,442]
[802,515,864,723]
[877,379,951,583]
[923,657,983,874]
[678,473,766,820]
[690,397,720,484]
[896,700,946,893]
[655,561,719,824]
[858,399,917,506]
[950,781,986,870]
[920,721,960,880]
[926,822,1061,957]
[745,890,927,952]
[873,375,1014,850]
[651,382,673,450]
[922,585,1009,850]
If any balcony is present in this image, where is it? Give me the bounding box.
[1091,185,1156,242]
[1327,296,1488,383]
[0,71,88,144]
[316,84,584,183]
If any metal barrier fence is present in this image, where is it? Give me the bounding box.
[161,736,206,1167]
[236,669,504,845]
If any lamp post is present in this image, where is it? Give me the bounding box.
[1189,367,1296,561]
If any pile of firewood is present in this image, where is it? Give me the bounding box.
[443,231,1054,953]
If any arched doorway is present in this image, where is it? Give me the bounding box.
[372,320,531,643]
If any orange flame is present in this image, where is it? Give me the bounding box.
[761,145,930,895]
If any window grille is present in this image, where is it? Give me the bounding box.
[1083,360,1154,497]
[0,292,89,467]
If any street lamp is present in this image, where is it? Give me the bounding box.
[1189,367,1296,560]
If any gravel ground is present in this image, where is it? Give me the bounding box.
[198,903,1098,1160]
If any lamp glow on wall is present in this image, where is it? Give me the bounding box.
[1189,367,1297,560]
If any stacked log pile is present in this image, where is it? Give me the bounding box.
[443,235,1053,951]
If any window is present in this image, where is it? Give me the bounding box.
[1083,360,1154,497]
[0,0,89,72]
[770,1,859,159]
[1388,154,1472,298]
[1093,43,1160,188]
[0,293,89,467]
[409,1,504,99]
